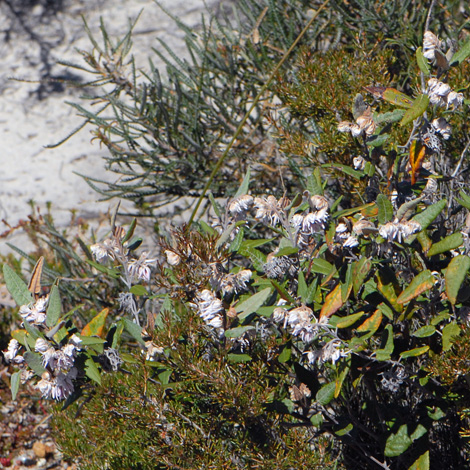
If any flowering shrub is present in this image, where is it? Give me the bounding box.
[4,3,470,469]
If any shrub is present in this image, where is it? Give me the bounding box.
[4,1,470,469]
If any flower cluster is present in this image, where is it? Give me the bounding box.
[210,268,252,297]
[307,339,351,365]
[19,295,49,326]
[427,78,463,109]
[337,106,376,138]
[34,335,82,401]
[378,220,421,243]
[192,289,224,330]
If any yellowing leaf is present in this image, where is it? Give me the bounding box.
[320,284,343,320]
[397,270,435,305]
[445,255,470,305]
[409,140,427,185]
[357,310,382,334]
[81,308,109,337]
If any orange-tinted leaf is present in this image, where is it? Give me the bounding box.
[397,270,435,305]
[352,257,372,297]
[81,308,109,337]
[28,256,44,298]
[320,284,343,320]
[361,203,378,218]
[409,140,427,185]
[357,309,382,334]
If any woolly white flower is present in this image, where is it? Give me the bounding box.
[128,252,156,282]
[307,339,350,365]
[194,289,224,330]
[343,235,359,248]
[431,117,451,140]
[19,295,49,326]
[3,339,24,365]
[228,195,254,218]
[254,196,282,226]
[165,250,181,266]
[423,31,442,60]
[290,214,304,231]
[36,368,77,401]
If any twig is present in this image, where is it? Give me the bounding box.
[451,137,470,178]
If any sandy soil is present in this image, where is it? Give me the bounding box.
[0,0,222,255]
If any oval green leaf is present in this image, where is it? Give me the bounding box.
[427,232,463,257]
[412,325,436,338]
[377,194,394,224]
[46,284,62,328]
[236,287,272,320]
[385,424,412,457]
[316,382,336,405]
[411,199,447,231]
[400,345,430,359]
[3,264,33,307]
[416,47,431,75]
[400,94,430,127]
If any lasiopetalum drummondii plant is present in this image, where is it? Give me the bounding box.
[4,2,470,470]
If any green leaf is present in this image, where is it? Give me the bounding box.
[122,318,145,346]
[352,257,372,297]
[377,194,394,224]
[411,199,447,231]
[385,424,412,457]
[377,302,394,321]
[224,326,255,339]
[229,227,244,252]
[376,324,394,361]
[278,343,292,363]
[3,264,33,306]
[275,246,299,257]
[297,271,308,301]
[322,163,363,180]
[157,369,172,384]
[397,270,435,305]
[23,320,42,343]
[450,37,470,66]
[24,351,46,376]
[77,335,107,346]
[373,109,406,125]
[10,371,21,401]
[86,259,120,279]
[442,322,461,351]
[410,424,427,442]
[130,285,148,296]
[416,47,431,75]
[455,190,470,209]
[335,312,366,328]
[85,358,102,385]
[409,451,430,470]
[81,308,108,337]
[382,88,414,108]
[400,346,429,359]
[334,364,350,398]
[208,192,222,219]
[427,407,445,421]
[310,258,334,275]
[445,255,470,305]
[316,382,336,405]
[366,133,389,148]
[239,247,266,271]
[427,232,463,257]
[236,287,272,320]
[400,94,429,127]
[122,218,137,244]
[234,167,251,198]
[412,325,436,338]
[46,285,61,328]
[227,353,252,363]
[306,168,323,196]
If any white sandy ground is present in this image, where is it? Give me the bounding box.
[0,0,222,255]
